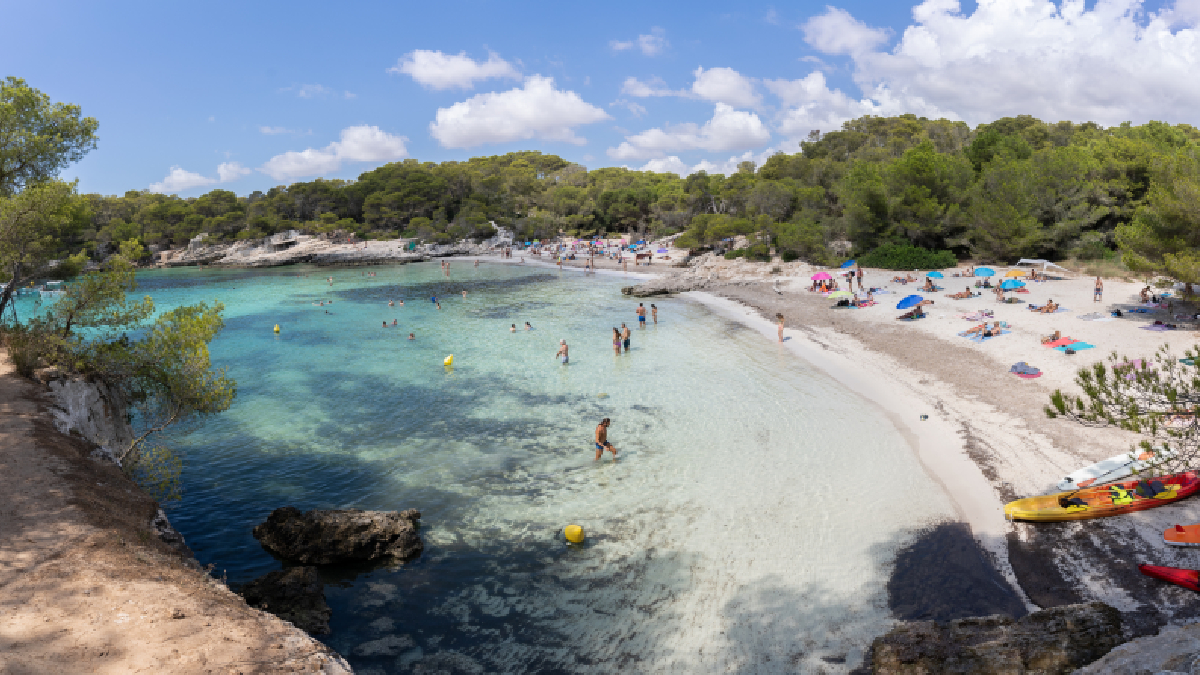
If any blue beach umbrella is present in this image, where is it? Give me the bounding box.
[975,268,996,277]
[1000,279,1025,290]
[927,271,944,278]
[840,259,857,268]
[896,294,924,310]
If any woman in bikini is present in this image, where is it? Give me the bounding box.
[612,327,621,355]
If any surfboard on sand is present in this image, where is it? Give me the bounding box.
[1056,448,1171,492]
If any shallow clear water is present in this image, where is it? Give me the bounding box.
[51,263,956,672]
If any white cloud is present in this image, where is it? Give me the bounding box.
[801,6,890,55]
[607,103,772,161]
[388,50,521,90]
[635,147,782,176]
[620,76,681,98]
[429,75,611,148]
[149,161,253,194]
[259,126,292,135]
[149,167,216,194]
[217,162,252,183]
[610,27,669,56]
[258,125,409,181]
[691,66,761,108]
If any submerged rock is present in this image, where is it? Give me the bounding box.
[238,566,332,635]
[870,601,1123,674]
[253,506,422,565]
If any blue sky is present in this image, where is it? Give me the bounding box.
[4,0,1197,197]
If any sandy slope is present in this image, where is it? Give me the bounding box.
[0,351,351,674]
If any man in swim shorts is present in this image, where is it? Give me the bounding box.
[621,323,631,352]
[594,418,617,460]
[636,303,646,327]
[556,339,569,364]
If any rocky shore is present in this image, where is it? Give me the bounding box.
[155,232,490,269]
[0,351,353,673]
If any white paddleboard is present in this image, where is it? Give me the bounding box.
[1057,448,1172,492]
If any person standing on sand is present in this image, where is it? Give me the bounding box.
[1094,277,1103,303]
[595,418,617,460]
[612,327,621,355]
[776,313,785,343]
[556,339,569,365]
[621,323,631,352]
[636,303,646,327]
[651,304,658,324]
[857,267,864,291]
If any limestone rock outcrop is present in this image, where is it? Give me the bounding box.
[253,506,423,565]
[1077,622,1200,674]
[238,566,332,635]
[870,602,1123,674]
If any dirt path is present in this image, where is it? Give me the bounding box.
[0,351,351,674]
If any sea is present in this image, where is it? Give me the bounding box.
[20,261,958,673]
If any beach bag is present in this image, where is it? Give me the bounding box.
[1065,348,1077,355]
[1112,309,1123,318]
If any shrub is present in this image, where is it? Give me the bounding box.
[780,250,800,263]
[724,249,746,260]
[745,243,772,261]
[859,243,957,270]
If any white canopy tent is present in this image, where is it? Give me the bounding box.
[1015,259,1070,274]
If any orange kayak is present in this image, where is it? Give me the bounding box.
[1164,523,1200,547]
[1004,471,1200,522]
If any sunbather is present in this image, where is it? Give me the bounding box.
[897,299,933,320]
[946,286,975,299]
[1040,330,1062,344]
[960,321,1000,338]
[1031,299,1059,314]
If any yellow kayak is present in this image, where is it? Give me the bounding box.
[1005,471,1198,522]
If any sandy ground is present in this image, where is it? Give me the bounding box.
[0,352,351,674]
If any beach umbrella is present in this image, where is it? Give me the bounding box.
[927,271,944,278]
[840,259,857,268]
[975,268,995,277]
[828,290,853,298]
[1004,269,1025,278]
[811,272,832,280]
[896,295,924,310]
[1000,280,1025,290]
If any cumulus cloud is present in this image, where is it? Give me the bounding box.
[792,0,1200,129]
[149,167,216,194]
[636,147,782,176]
[607,103,772,161]
[217,162,252,183]
[611,99,649,117]
[429,75,611,148]
[388,50,521,90]
[691,67,761,108]
[258,125,409,181]
[610,27,669,56]
[802,6,890,55]
[149,162,252,194]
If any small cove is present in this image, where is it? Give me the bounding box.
[97,262,958,672]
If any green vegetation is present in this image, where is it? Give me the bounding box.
[1,78,234,500]
[858,243,958,271]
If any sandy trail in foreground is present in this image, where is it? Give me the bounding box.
[0,351,350,674]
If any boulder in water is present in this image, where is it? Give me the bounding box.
[252,506,422,565]
[238,566,332,635]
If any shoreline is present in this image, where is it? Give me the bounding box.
[683,290,1037,613]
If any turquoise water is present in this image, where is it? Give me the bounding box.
[45,263,956,672]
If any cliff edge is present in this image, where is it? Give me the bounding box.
[0,349,351,674]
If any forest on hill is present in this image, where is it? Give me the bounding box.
[58,114,1200,272]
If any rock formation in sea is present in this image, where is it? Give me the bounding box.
[868,601,1123,673]
[253,506,423,565]
[238,566,333,635]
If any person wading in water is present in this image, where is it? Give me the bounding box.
[595,418,618,460]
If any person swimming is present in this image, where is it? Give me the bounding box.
[525,322,532,330]
[408,333,414,340]
[511,324,516,332]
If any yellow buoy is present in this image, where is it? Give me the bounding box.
[564,524,584,544]
[443,354,454,366]
[273,324,280,333]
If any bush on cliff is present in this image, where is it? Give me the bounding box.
[859,243,958,270]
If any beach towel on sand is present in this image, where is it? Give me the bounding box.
[1142,324,1173,331]
[1054,342,1095,352]
[1044,337,1079,348]
[1010,361,1042,377]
